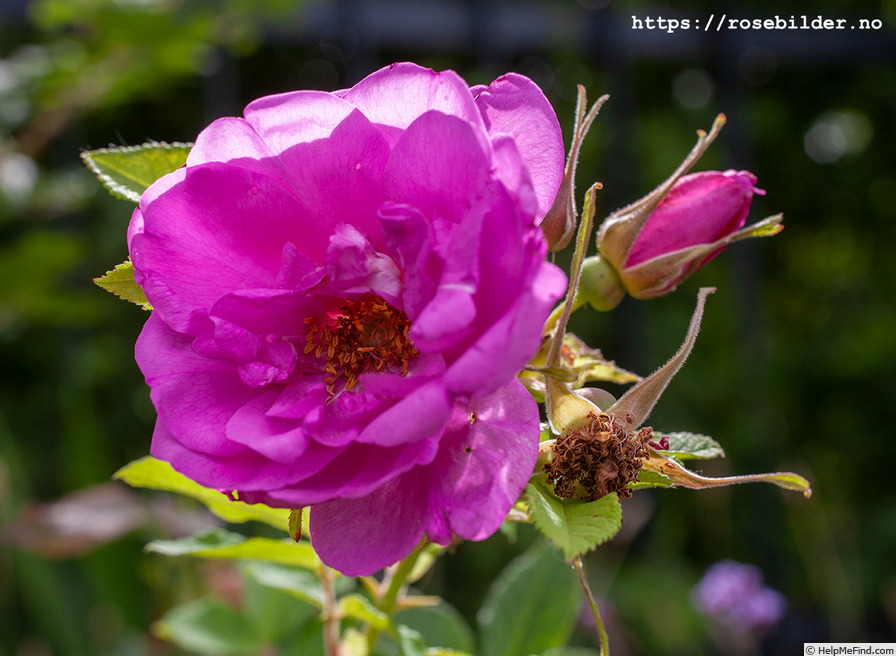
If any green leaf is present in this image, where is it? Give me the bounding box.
[114,456,289,529]
[93,259,151,310]
[656,431,725,460]
[338,593,390,631]
[630,468,674,490]
[153,597,262,655]
[524,478,623,559]
[394,603,475,654]
[243,562,326,608]
[395,624,427,656]
[82,141,192,203]
[146,528,320,569]
[478,541,581,656]
[541,649,602,656]
[242,568,320,643]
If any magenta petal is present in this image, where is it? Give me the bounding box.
[209,289,316,339]
[489,134,538,221]
[424,380,540,543]
[325,223,402,303]
[243,90,355,155]
[137,314,252,457]
[208,316,261,363]
[266,378,329,420]
[308,379,540,575]
[132,163,330,332]
[276,242,322,290]
[358,351,446,396]
[151,420,340,492]
[224,390,309,462]
[138,166,186,209]
[377,202,439,318]
[473,73,564,218]
[187,116,283,183]
[383,112,492,223]
[309,477,427,576]
[409,285,477,352]
[302,388,381,447]
[260,437,441,507]
[274,110,391,250]
[444,261,566,397]
[341,62,486,139]
[355,381,450,447]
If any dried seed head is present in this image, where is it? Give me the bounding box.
[544,412,653,501]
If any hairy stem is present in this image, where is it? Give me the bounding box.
[318,561,341,656]
[546,182,600,368]
[573,556,610,656]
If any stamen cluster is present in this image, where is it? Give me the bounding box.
[544,412,653,501]
[305,295,418,394]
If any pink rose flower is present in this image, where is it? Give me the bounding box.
[128,63,566,575]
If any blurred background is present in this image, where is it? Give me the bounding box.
[1,0,894,654]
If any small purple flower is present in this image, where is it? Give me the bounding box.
[692,559,788,634]
[128,63,566,575]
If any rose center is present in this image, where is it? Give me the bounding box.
[304,295,418,394]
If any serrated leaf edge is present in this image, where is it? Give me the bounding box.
[93,258,152,310]
[81,141,193,203]
[524,480,622,559]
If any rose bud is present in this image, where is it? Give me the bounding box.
[598,169,782,299]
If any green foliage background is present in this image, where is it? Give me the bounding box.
[1,0,894,653]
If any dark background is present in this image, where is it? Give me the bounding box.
[1,0,894,653]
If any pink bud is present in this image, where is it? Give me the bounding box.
[604,170,774,299]
[625,170,763,268]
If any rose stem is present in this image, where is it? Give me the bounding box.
[318,561,341,656]
[365,538,428,652]
[573,555,610,656]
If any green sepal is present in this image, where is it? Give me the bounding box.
[93,259,151,310]
[81,141,192,203]
[288,508,303,542]
[524,477,622,560]
[642,446,812,498]
[145,528,320,569]
[114,456,289,529]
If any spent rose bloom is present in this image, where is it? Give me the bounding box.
[596,169,768,300]
[128,62,567,575]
